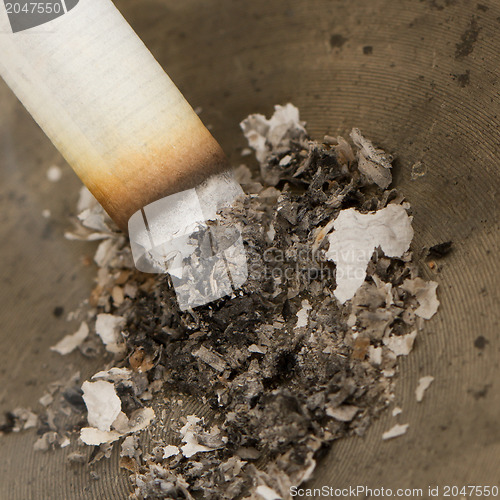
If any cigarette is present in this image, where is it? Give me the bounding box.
[0,0,247,309]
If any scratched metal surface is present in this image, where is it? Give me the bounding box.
[0,0,498,498]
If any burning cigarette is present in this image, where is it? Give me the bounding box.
[0,0,247,309]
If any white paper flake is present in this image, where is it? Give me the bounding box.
[122,408,155,434]
[333,135,355,166]
[95,314,125,353]
[162,445,180,459]
[240,104,306,184]
[382,423,409,440]
[295,299,312,329]
[80,427,121,446]
[65,187,116,241]
[240,104,306,164]
[403,278,439,319]
[11,408,38,430]
[112,408,155,435]
[33,432,58,451]
[50,322,89,355]
[120,435,139,458]
[91,367,133,382]
[78,208,112,233]
[94,239,117,267]
[255,485,283,500]
[415,375,434,402]
[350,129,392,188]
[368,346,383,366]
[279,154,292,166]
[76,186,98,213]
[180,415,216,458]
[383,330,417,357]
[326,405,360,422]
[392,407,403,417]
[82,380,121,432]
[325,205,413,303]
[60,436,71,448]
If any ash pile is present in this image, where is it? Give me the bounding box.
[2,105,442,500]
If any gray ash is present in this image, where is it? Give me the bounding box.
[105,114,425,498]
[8,105,441,500]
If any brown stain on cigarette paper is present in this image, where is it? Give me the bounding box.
[78,124,230,232]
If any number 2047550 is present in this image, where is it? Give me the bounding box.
[5,3,62,14]
[443,486,499,497]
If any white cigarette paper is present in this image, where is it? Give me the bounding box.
[0,0,229,230]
